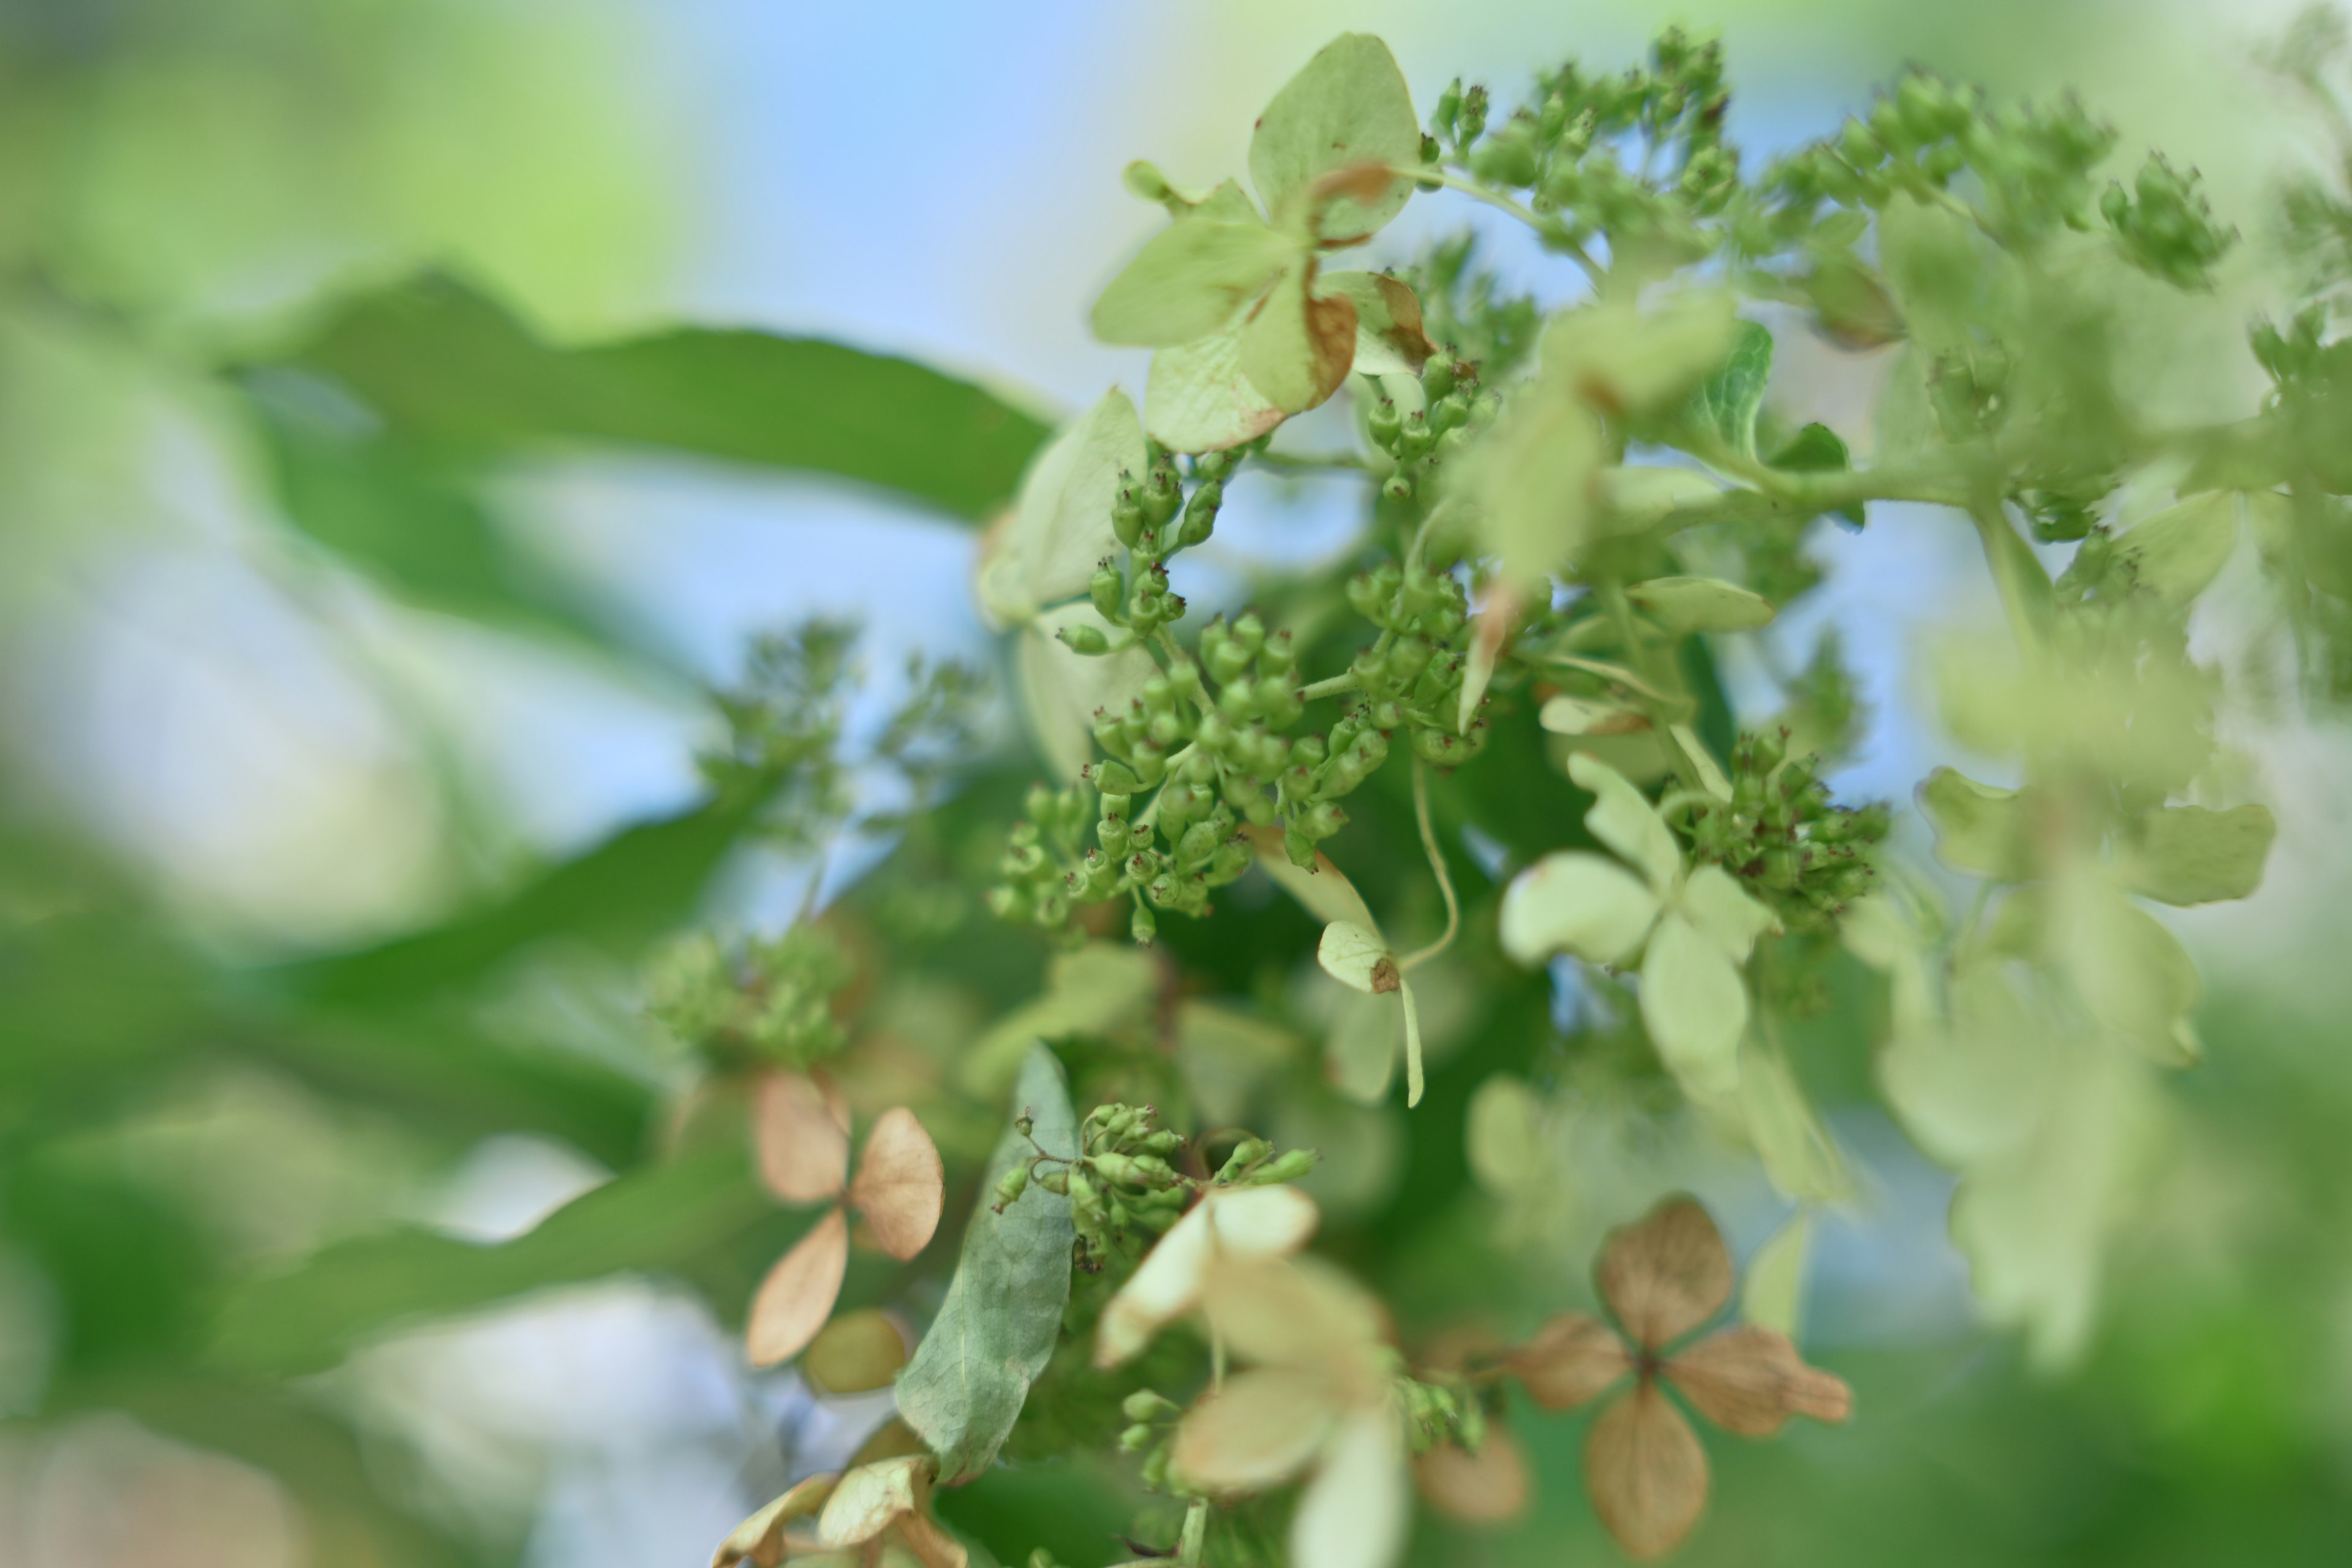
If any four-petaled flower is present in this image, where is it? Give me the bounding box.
[1499,752,1776,1097]
[1506,1196,1851,1559]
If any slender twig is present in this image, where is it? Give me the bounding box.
[1389,164,1608,287]
[1398,758,1462,972]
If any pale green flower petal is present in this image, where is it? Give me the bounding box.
[1317,919,1398,994]
[1248,32,1420,243]
[1091,218,1292,347]
[1676,863,1776,960]
[1238,262,1358,414]
[977,388,1147,627]
[1498,851,1662,967]
[1626,575,1777,634]
[1145,317,1286,453]
[1639,911,1748,1098]
[1567,752,1683,895]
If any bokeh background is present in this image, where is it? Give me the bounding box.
[5,1,2352,1564]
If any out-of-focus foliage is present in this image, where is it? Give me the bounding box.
[10,8,2352,1568]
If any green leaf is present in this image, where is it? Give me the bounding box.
[1498,851,1661,968]
[899,1045,1079,1485]
[209,1141,778,1376]
[273,786,771,1007]
[1626,575,1777,635]
[246,273,1051,521]
[2116,492,2238,607]
[1766,423,1865,528]
[1248,34,1421,241]
[1917,767,2033,880]
[1640,911,1748,1098]
[1593,467,1723,532]
[2124,802,2277,906]
[1090,219,1293,347]
[247,386,643,662]
[1689,319,1773,458]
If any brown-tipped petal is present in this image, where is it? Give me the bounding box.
[846,1106,946,1260]
[747,1206,850,1366]
[710,1473,836,1568]
[1585,1381,1710,1561]
[1664,1324,1853,1438]
[1413,1427,1531,1526]
[816,1453,933,1549]
[892,1508,972,1568]
[1509,1312,1633,1411]
[1171,1366,1340,1493]
[755,1071,851,1203]
[1597,1196,1735,1352]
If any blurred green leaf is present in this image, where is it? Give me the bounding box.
[209,1139,782,1377]
[273,785,770,1007]
[1690,318,1773,458]
[244,273,1054,520]
[899,1044,1078,1484]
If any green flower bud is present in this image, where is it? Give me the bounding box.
[1178,479,1223,549]
[1090,562,1125,622]
[1112,482,1145,548]
[1086,759,1142,794]
[1218,1137,1271,1180]
[992,1162,1032,1212]
[1123,1388,1182,1423]
[1131,902,1157,945]
[1058,624,1111,656]
[1120,1422,1156,1453]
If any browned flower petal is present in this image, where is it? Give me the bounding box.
[709,1472,835,1568]
[755,1071,851,1204]
[892,1509,971,1568]
[1597,1196,1734,1352]
[746,1206,850,1366]
[1365,274,1436,371]
[1507,1312,1632,1411]
[1664,1324,1853,1438]
[846,1106,946,1261]
[1413,1426,1531,1526]
[1170,1366,1338,1493]
[1585,1381,1710,1561]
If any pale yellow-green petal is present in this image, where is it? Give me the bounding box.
[1091,217,1291,347]
[1248,32,1420,242]
[1626,575,1776,635]
[1567,752,1683,895]
[1640,910,1748,1098]
[1498,851,1662,968]
[1239,262,1358,414]
[1145,318,1287,453]
[1676,863,1776,962]
[977,388,1147,627]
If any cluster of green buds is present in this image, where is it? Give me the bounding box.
[1365,355,1496,503]
[993,1105,1319,1274]
[1399,1374,1488,1457]
[1114,1386,1191,1495]
[643,925,851,1069]
[1758,70,2115,251]
[1431,28,1735,259]
[1339,559,1492,775]
[1683,729,1888,934]
[2100,154,2234,290]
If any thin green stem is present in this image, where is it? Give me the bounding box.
[1600,581,1703,793]
[1398,759,1461,973]
[1299,671,1362,702]
[1390,164,1607,287]
[1254,448,1368,473]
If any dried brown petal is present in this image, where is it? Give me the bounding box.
[755,1071,851,1203]
[847,1417,931,1471]
[1664,1324,1853,1438]
[1170,1366,1339,1493]
[747,1206,850,1366]
[892,1509,971,1568]
[816,1453,930,1548]
[1412,1427,1531,1526]
[1585,1381,1709,1560]
[1507,1312,1632,1411]
[846,1106,945,1260]
[709,1472,835,1568]
[1597,1196,1734,1352]
[1365,274,1436,371]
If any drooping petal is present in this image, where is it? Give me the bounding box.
[1171,1365,1341,1492]
[1507,1311,1632,1411]
[1639,911,1749,1099]
[1245,825,1382,933]
[1664,1323,1853,1438]
[1499,851,1664,968]
[754,1071,850,1204]
[1596,1196,1735,1352]
[975,388,1147,627]
[746,1205,850,1366]
[1567,753,1683,895]
[1585,1381,1710,1561]
[846,1106,945,1261]
[1291,1408,1412,1568]
[1317,919,1398,994]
